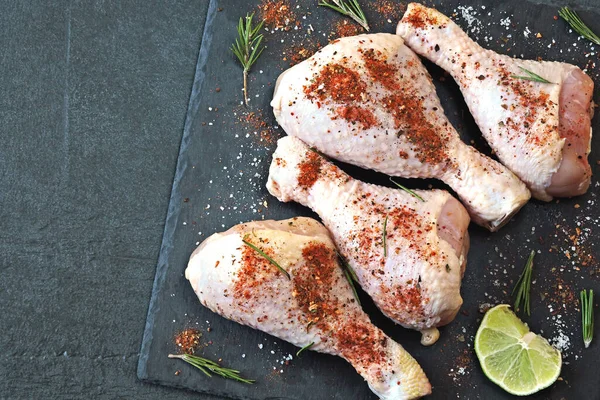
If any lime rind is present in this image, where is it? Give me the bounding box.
[475,304,562,396]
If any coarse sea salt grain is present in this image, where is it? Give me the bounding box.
[456,6,482,35]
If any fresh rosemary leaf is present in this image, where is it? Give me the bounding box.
[337,252,361,305]
[337,252,358,282]
[512,250,535,316]
[389,177,425,202]
[296,342,315,357]
[580,289,594,348]
[230,13,265,105]
[242,239,290,279]
[319,0,370,31]
[559,7,600,46]
[383,216,388,258]
[342,264,361,306]
[511,67,554,84]
[168,354,255,384]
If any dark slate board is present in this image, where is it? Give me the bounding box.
[138,0,600,398]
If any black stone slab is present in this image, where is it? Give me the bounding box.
[138,0,600,398]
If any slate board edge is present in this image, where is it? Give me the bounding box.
[137,0,218,382]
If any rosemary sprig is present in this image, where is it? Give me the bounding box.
[337,252,360,305]
[383,216,388,257]
[242,239,290,279]
[512,250,535,316]
[168,354,255,384]
[319,0,370,31]
[296,342,315,357]
[581,289,594,348]
[231,13,265,106]
[511,67,554,84]
[559,7,600,46]
[389,177,425,202]
[339,254,358,282]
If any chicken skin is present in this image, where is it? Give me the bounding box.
[186,217,431,400]
[267,136,470,345]
[397,3,594,200]
[271,33,530,231]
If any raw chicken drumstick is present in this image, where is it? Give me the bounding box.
[271,33,530,231]
[397,3,594,201]
[186,217,431,400]
[267,136,470,345]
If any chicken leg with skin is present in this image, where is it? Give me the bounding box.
[186,217,431,400]
[397,3,594,200]
[267,136,470,345]
[271,33,530,231]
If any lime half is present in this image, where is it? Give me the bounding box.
[475,304,562,396]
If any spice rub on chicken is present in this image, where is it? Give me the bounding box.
[271,33,530,231]
[397,3,594,201]
[267,136,471,345]
[187,217,431,400]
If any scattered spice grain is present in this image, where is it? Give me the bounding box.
[297,150,322,189]
[259,0,298,31]
[331,20,361,39]
[304,64,366,104]
[174,328,202,354]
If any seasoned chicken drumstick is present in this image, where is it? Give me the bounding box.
[271,33,530,231]
[267,136,470,345]
[186,217,431,400]
[397,3,594,200]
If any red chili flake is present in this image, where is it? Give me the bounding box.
[292,242,336,317]
[388,206,431,246]
[297,150,322,189]
[398,284,424,310]
[336,105,377,129]
[290,46,312,65]
[334,321,386,365]
[284,40,322,67]
[367,0,406,24]
[304,63,366,104]
[403,7,440,29]
[233,238,284,302]
[379,280,427,320]
[294,242,388,366]
[238,109,278,145]
[498,67,552,145]
[331,20,361,39]
[174,328,202,354]
[382,93,449,165]
[258,0,297,31]
[358,226,374,251]
[361,48,400,91]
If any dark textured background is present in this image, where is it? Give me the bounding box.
[0,0,596,399]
